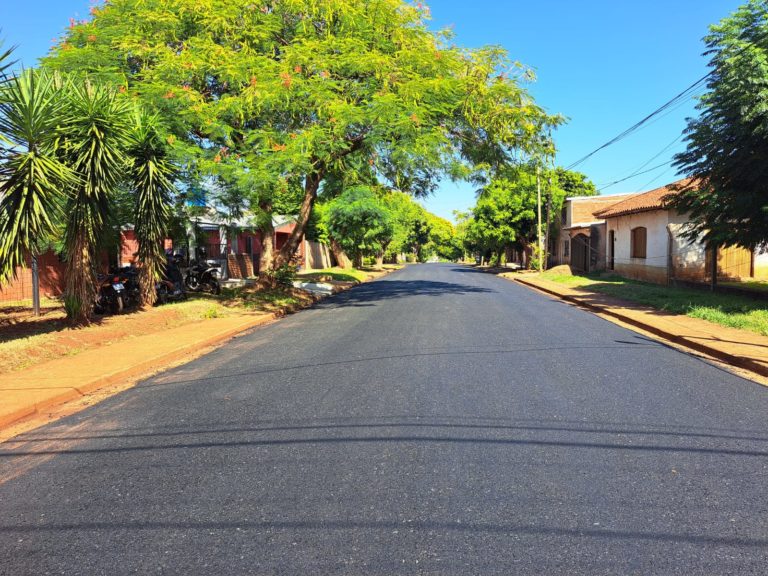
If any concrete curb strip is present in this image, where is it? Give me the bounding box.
[514,276,768,378]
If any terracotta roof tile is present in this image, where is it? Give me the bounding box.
[594,178,692,219]
[568,194,637,226]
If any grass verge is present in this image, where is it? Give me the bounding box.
[541,271,768,337]
[297,265,401,284]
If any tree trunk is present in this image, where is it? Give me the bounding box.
[375,252,384,269]
[258,202,275,275]
[65,230,97,325]
[275,169,323,269]
[329,238,348,269]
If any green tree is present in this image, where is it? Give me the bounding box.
[327,186,393,268]
[461,165,596,267]
[382,191,426,262]
[672,0,768,249]
[128,110,176,305]
[0,69,73,283]
[44,0,558,271]
[424,214,459,261]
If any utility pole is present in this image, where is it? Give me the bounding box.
[536,164,543,273]
[544,174,553,271]
[31,254,40,317]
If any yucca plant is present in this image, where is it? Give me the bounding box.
[0,68,73,283]
[128,110,176,306]
[58,79,132,323]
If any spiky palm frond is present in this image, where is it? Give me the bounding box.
[128,109,176,306]
[0,69,73,283]
[0,37,17,85]
[60,79,133,323]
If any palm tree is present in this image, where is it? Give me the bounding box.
[0,68,73,283]
[1,53,177,320]
[128,110,176,306]
[58,79,132,323]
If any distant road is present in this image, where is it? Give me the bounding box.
[2,263,767,575]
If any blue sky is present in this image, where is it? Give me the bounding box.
[0,0,744,221]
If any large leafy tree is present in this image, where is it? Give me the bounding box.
[44,0,558,271]
[327,186,393,267]
[672,0,768,248]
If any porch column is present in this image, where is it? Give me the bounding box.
[186,220,196,261]
[219,225,228,279]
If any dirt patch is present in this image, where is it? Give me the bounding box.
[0,301,231,374]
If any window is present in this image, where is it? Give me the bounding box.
[631,227,647,259]
[563,239,570,258]
[245,236,253,255]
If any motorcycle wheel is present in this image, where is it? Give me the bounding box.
[156,285,168,306]
[184,275,200,292]
[94,299,106,315]
[203,278,221,295]
[110,294,124,315]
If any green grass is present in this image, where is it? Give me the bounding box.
[297,267,369,283]
[541,271,768,337]
[720,280,768,293]
[217,286,309,312]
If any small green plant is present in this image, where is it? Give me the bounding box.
[202,306,220,319]
[263,263,297,287]
[64,295,82,322]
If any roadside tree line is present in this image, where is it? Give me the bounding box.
[1,0,559,322]
[455,165,597,267]
[310,186,460,267]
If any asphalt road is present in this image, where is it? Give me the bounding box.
[2,263,768,575]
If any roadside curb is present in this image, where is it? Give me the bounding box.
[0,267,400,432]
[514,276,768,379]
[0,314,277,430]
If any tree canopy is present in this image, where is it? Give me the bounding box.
[326,186,393,266]
[672,0,768,248]
[44,0,560,269]
[459,165,597,266]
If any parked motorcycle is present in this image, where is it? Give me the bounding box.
[156,253,187,305]
[155,278,187,305]
[114,265,141,309]
[94,272,128,314]
[184,254,221,295]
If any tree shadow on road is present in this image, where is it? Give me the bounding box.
[314,279,495,308]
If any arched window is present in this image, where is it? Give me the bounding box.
[631,227,647,259]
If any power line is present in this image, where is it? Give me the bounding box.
[565,28,768,172]
[597,161,672,192]
[565,75,708,171]
[597,133,683,192]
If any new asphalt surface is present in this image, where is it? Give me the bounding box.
[1,263,768,575]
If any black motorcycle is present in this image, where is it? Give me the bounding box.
[94,272,128,314]
[156,254,187,305]
[115,265,141,309]
[184,259,221,295]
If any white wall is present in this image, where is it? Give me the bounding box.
[607,211,670,271]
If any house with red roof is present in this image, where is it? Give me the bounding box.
[594,179,768,284]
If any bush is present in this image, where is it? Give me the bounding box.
[262,263,297,287]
